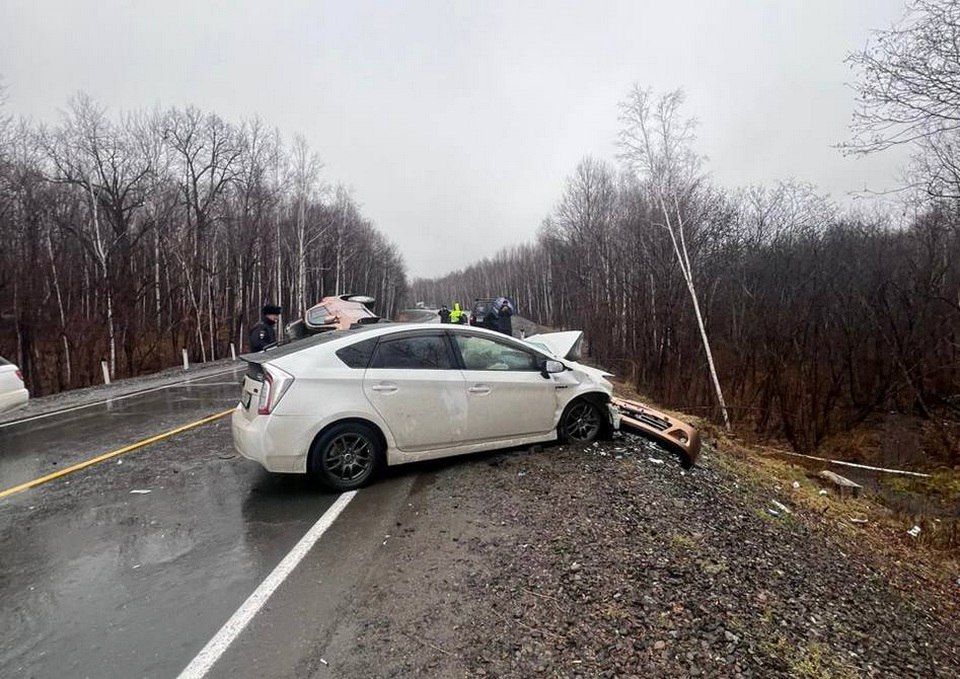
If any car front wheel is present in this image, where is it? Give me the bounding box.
[310,422,383,491]
[559,399,603,444]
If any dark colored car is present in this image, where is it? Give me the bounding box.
[469,297,517,328]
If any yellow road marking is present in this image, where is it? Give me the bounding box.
[0,408,235,500]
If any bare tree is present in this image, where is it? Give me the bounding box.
[846,0,960,198]
[618,86,731,430]
[0,94,406,396]
[290,134,325,316]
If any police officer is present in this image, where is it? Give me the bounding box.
[250,304,281,351]
[438,305,451,323]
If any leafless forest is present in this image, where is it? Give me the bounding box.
[3,1,960,465]
[414,1,960,463]
[0,95,406,396]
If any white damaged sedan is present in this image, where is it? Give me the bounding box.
[232,323,620,490]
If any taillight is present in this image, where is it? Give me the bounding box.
[257,365,294,415]
[257,372,273,415]
[15,370,23,382]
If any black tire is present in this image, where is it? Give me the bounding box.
[309,422,384,491]
[558,398,604,444]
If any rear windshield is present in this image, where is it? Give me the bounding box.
[242,327,378,363]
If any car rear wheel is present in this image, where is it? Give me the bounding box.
[559,399,603,444]
[310,422,383,491]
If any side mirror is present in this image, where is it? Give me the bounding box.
[541,359,565,378]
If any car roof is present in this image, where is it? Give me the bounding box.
[243,322,543,364]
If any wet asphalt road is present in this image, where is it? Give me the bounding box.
[0,370,350,678]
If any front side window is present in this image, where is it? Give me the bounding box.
[453,334,540,371]
[372,335,455,370]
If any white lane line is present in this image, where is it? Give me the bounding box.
[177,491,358,679]
[0,367,242,430]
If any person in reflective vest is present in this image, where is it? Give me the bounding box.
[449,302,466,324]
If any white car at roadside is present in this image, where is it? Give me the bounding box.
[0,356,29,413]
[232,323,620,490]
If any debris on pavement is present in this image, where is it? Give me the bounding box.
[908,525,922,538]
[129,489,151,495]
[647,457,665,465]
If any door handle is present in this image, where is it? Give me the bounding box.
[370,383,398,394]
[468,385,491,395]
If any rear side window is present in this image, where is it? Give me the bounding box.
[336,338,377,369]
[0,356,10,366]
[372,335,455,370]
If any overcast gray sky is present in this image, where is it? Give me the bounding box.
[1,0,911,278]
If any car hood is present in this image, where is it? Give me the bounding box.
[525,331,583,360]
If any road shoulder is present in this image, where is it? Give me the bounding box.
[294,437,959,677]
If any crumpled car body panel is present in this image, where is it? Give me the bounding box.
[287,294,382,338]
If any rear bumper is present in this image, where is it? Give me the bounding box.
[231,407,309,474]
[0,388,29,414]
[612,397,701,468]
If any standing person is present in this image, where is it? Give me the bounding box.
[496,299,513,336]
[438,305,451,323]
[449,303,463,324]
[483,305,499,331]
[250,304,281,352]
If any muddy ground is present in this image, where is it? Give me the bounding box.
[317,434,960,678]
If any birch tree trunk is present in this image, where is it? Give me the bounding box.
[47,231,72,385]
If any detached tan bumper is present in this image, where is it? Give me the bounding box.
[612,397,701,468]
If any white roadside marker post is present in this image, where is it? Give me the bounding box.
[182,349,189,371]
[230,343,237,361]
[101,360,111,385]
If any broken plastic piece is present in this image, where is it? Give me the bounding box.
[771,500,793,515]
[129,489,151,494]
[907,525,921,538]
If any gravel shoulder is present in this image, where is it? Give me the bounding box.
[0,358,240,425]
[318,434,960,677]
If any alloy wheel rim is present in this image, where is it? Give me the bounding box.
[564,402,600,441]
[323,433,374,481]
